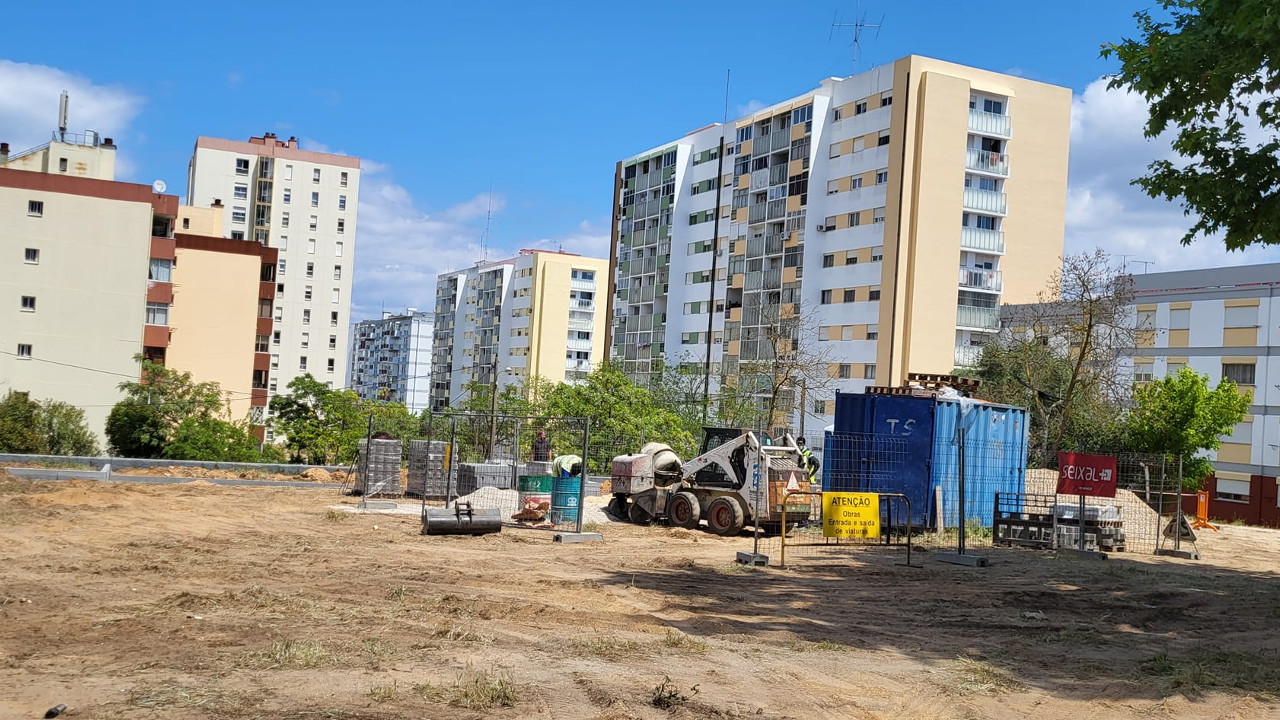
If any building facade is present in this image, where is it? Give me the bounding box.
[608,55,1071,432]
[430,250,609,410]
[187,134,360,400]
[349,310,435,413]
[1129,264,1280,526]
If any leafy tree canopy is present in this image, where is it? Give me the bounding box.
[164,416,266,463]
[0,391,100,457]
[1104,0,1280,249]
[1127,367,1251,486]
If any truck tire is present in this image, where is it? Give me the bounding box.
[667,491,701,529]
[628,501,653,525]
[705,497,745,536]
[606,495,629,521]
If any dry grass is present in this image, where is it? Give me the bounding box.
[415,664,520,709]
[129,683,259,712]
[658,630,707,654]
[427,623,494,644]
[237,638,336,670]
[787,639,856,653]
[650,676,699,710]
[1140,650,1280,697]
[324,508,354,522]
[367,681,401,703]
[574,636,645,660]
[947,657,1023,695]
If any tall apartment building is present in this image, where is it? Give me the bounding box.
[1,133,275,439]
[608,56,1070,431]
[349,309,435,413]
[430,249,609,410]
[187,134,360,400]
[1126,263,1280,526]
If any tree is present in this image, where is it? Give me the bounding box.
[105,401,169,458]
[117,357,227,431]
[997,250,1136,458]
[269,374,419,465]
[1127,367,1251,488]
[0,391,43,454]
[35,400,99,456]
[1104,0,1280,250]
[164,416,264,463]
[727,301,836,434]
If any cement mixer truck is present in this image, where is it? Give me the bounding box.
[608,428,812,535]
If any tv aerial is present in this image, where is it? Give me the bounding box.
[830,2,885,74]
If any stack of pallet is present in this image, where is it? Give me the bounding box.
[524,461,555,477]
[407,440,450,499]
[355,438,402,497]
[455,462,512,496]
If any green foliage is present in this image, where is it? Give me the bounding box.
[269,374,418,465]
[117,357,227,430]
[105,401,169,458]
[1127,367,1251,488]
[164,416,265,463]
[1104,0,1280,250]
[0,392,100,457]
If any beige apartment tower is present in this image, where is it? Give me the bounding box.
[608,55,1070,430]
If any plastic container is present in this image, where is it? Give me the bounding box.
[551,471,582,525]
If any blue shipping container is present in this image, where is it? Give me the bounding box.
[826,392,1028,529]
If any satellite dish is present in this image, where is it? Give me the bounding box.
[152,180,167,194]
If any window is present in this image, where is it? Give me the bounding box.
[306,262,315,278]
[983,98,1004,115]
[284,164,293,180]
[333,265,342,280]
[235,158,250,175]
[332,287,339,304]
[232,207,246,224]
[1224,305,1258,328]
[338,195,347,211]
[16,343,32,359]
[282,188,291,204]
[843,289,856,303]
[838,364,852,379]
[281,212,290,228]
[28,200,43,217]
[822,254,835,268]
[1222,363,1255,385]
[307,239,316,254]
[24,248,39,264]
[1226,420,1253,444]
[230,231,245,241]
[340,171,349,187]
[827,179,840,195]
[873,208,885,224]
[310,191,319,207]
[337,219,345,234]
[234,184,248,200]
[846,254,858,265]
[255,335,269,353]
[1167,361,1185,376]
[1136,309,1156,331]
[327,358,335,373]
[329,335,337,350]
[279,235,288,250]
[272,330,281,345]
[832,107,843,122]
[259,299,273,318]
[312,168,321,183]
[829,143,842,159]
[309,215,318,231]
[1169,308,1190,330]
[871,246,884,262]
[876,170,888,185]
[301,332,310,348]
[304,286,313,301]
[877,131,890,147]
[864,364,877,380]
[303,309,311,325]
[145,301,170,326]
[278,259,287,275]
[736,126,752,143]
[821,289,833,305]
[58,157,67,172]
[851,177,863,190]
[1134,364,1155,382]
[868,286,881,301]
[330,311,339,327]
[849,211,861,226]
[881,95,893,107]
[300,356,308,370]
[335,242,344,257]
[867,324,879,340]
[855,101,868,115]
[853,137,865,153]
[20,296,35,312]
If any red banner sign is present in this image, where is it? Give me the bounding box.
[1056,452,1118,498]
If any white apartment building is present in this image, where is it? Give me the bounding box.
[609,56,1071,433]
[348,309,434,413]
[187,134,360,397]
[430,249,609,410]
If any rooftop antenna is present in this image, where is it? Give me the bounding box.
[830,2,884,74]
[1131,260,1155,274]
[58,90,69,141]
[480,189,493,263]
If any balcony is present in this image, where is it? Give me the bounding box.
[963,188,1007,215]
[956,305,1000,330]
[570,277,596,292]
[954,345,986,368]
[960,227,1005,254]
[959,267,1002,292]
[965,148,1009,176]
[566,337,593,351]
[565,359,592,372]
[969,109,1011,138]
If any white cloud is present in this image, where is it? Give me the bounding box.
[0,59,143,159]
[523,220,611,259]
[1065,77,1280,273]
[735,99,766,117]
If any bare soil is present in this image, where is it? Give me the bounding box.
[1,472,1278,719]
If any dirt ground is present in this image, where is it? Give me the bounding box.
[1,473,1278,720]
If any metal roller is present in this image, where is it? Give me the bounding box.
[421,502,503,536]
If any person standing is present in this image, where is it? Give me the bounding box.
[796,437,819,483]
[531,430,551,462]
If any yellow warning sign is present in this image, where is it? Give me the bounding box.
[822,492,881,539]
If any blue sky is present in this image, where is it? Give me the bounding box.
[2,0,1278,320]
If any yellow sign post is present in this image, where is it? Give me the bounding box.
[822,492,881,539]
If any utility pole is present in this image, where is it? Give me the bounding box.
[798,379,807,441]
[703,69,731,423]
[488,356,499,461]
